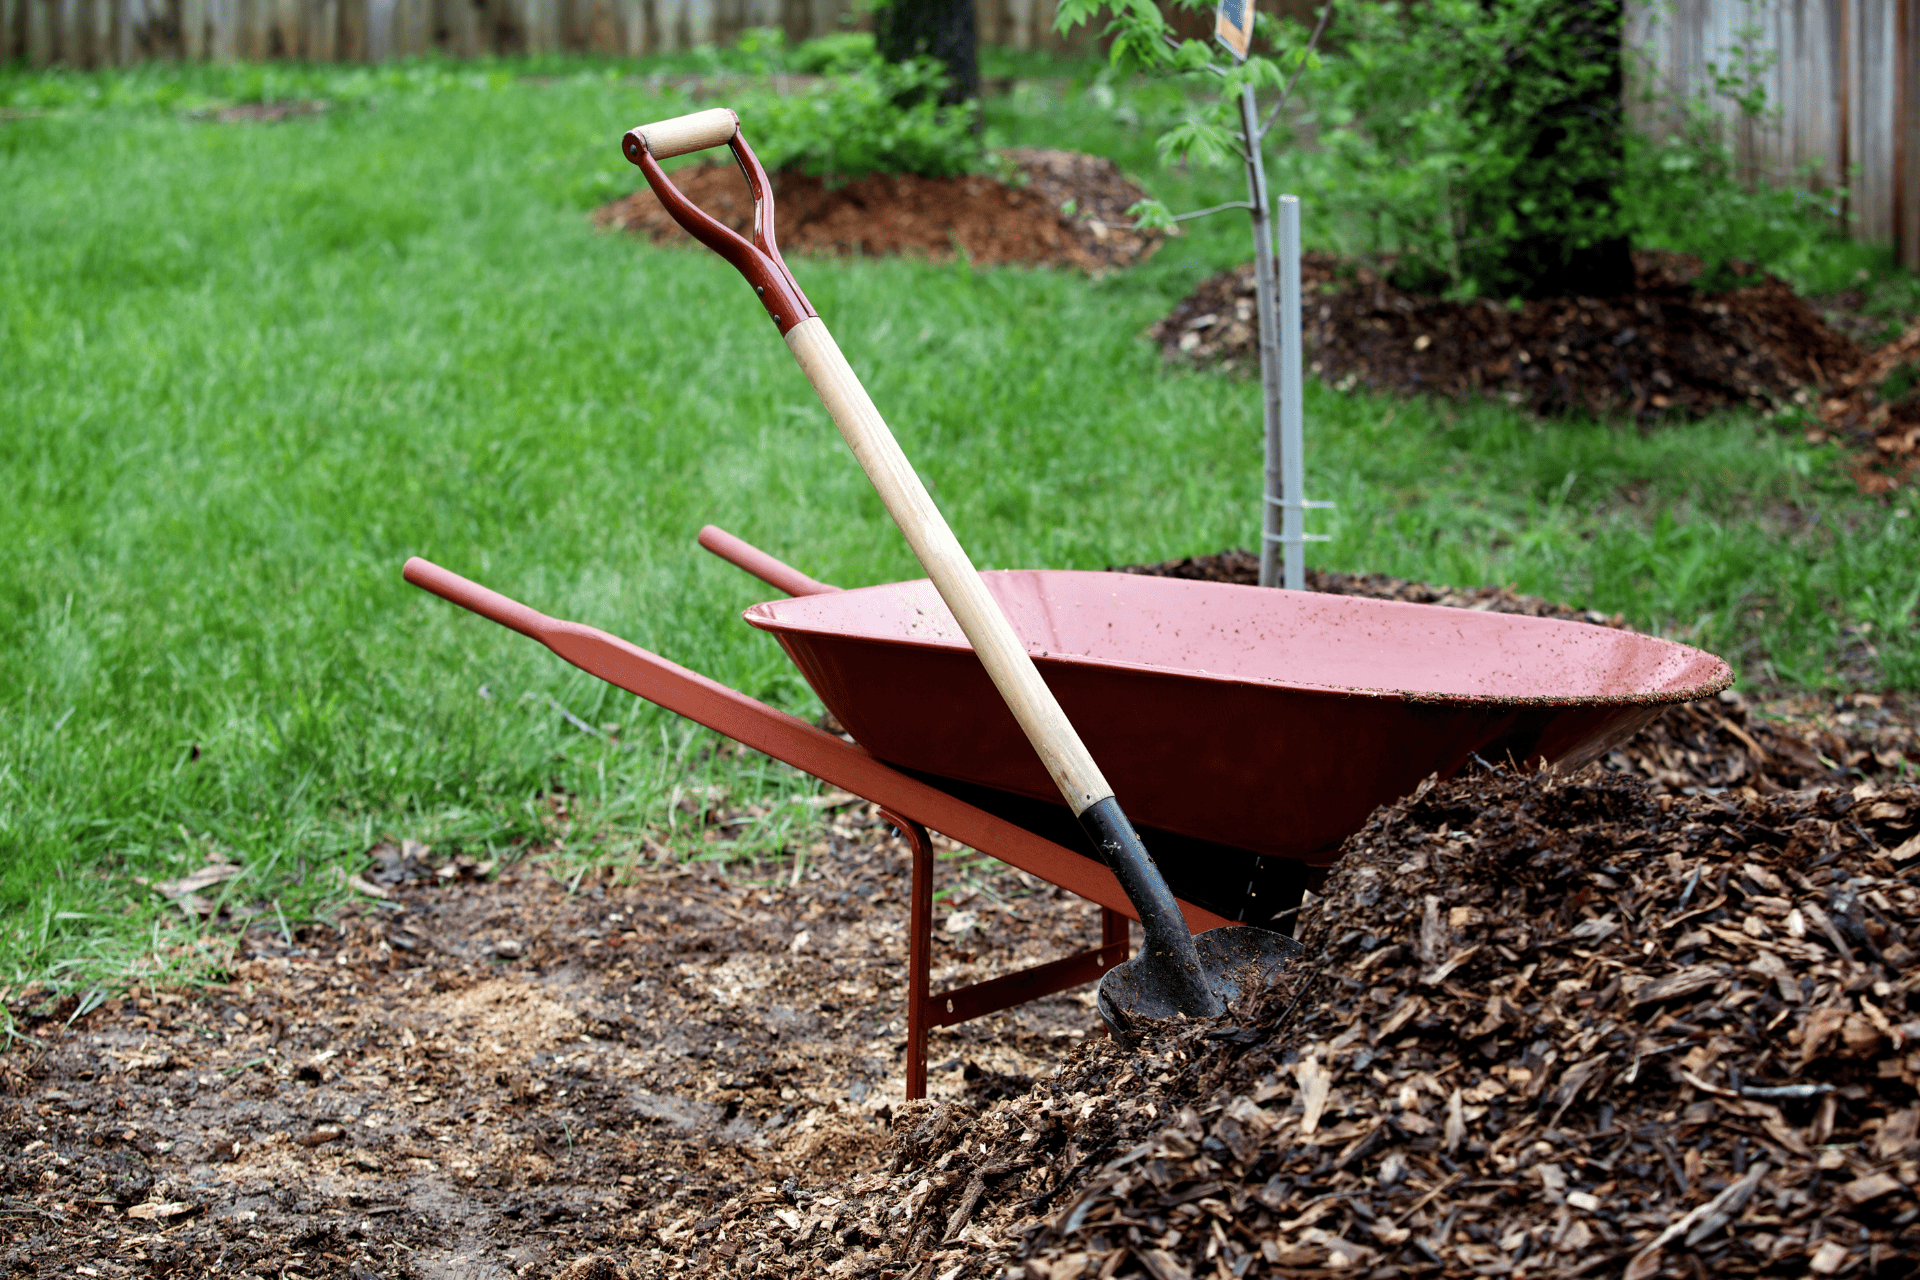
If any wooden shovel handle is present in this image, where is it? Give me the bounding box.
[623,115,1217,1010]
[783,317,1115,815]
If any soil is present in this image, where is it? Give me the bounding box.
[0,799,1113,1278]
[1149,251,1920,493]
[592,149,1163,275]
[6,596,1918,1279]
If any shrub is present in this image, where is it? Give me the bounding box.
[732,43,981,181]
[1283,0,1633,298]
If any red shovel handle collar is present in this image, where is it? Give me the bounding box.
[621,108,817,336]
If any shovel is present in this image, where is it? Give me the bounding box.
[621,109,1303,1038]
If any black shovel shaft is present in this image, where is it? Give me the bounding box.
[1078,797,1224,1018]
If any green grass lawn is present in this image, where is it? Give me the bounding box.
[4,58,1916,996]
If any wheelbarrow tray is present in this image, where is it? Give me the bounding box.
[746,569,1731,866]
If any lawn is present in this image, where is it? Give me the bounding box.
[3,56,1916,996]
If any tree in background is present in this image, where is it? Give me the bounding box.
[1308,0,1634,299]
[1462,0,1633,298]
[873,0,980,106]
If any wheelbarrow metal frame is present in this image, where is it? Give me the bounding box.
[402,556,1232,1099]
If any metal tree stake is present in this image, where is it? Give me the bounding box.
[1200,0,1332,589]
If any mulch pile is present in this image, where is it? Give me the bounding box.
[593,149,1162,275]
[1153,252,1856,423]
[1150,251,1920,493]
[1815,322,1920,494]
[1112,547,1628,628]
[718,767,1920,1280]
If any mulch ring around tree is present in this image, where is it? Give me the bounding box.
[592,148,1163,275]
[1151,251,1920,493]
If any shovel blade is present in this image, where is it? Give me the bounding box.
[1097,926,1307,1042]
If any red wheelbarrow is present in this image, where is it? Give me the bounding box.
[403,529,1729,1098]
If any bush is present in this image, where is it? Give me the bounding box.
[1626,100,1844,292]
[730,35,981,181]
[1286,0,1631,298]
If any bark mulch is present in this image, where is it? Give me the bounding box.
[1814,323,1920,495]
[593,149,1162,275]
[746,768,1920,1280]
[1149,251,1920,493]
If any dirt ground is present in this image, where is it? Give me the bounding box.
[1,800,1112,1279]
[592,149,1163,275]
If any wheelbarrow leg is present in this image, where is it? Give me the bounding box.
[897,818,1134,1099]
[888,809,936,1102]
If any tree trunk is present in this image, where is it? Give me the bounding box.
[1465,0,1634,299]
[873,0,979,106]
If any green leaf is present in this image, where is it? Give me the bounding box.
[1125,198,1179,232]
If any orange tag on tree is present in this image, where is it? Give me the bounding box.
[1215,0,1254,60]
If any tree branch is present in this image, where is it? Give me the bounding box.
[1258,0,1336,138]
[1169,200,1258,222]
[1162,32,1228,78]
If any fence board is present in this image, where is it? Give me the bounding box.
[25,0,45,64]
[1896,0,1912,270]
[1628,0,1913,262]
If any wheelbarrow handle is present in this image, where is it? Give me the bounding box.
[697,525,842,597]
[622,111,816,336]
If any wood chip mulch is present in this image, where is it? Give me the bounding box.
[723,767,1920,1280]
[593,149,1163,275]
[1149,251,1920,493]
[1815,322,1920,494]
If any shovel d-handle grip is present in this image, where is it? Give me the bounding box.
[623,107,738,160]
[622,111,816,336]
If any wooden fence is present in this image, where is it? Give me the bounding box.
[4,0,1914,262]
[0,0,1113,64]
[1627,0,1919,266]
